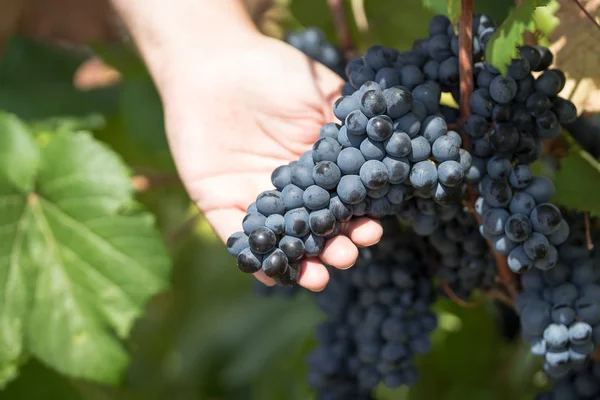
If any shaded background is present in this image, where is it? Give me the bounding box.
[1,0,596,398]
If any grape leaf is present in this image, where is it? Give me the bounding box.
[0,114,171,384]
[485,0,555,74]
[0,113,39,192]
[553,136,600,216]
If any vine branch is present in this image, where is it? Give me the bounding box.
[571,0,600,32]
[327,0,354,55]
[457,0,519,300]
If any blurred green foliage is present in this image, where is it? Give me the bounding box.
[0,0,557,398]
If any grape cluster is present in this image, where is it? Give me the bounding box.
[476,167,570,272]
[536,360,600,399]
[343,14,495,100]
[427,207,497,300]
[285,27,346,79]
[227,78,472,283]
[308,222,437,397]
[238,13,600,399]
[516,212,600,380]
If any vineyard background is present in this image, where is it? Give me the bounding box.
[0,0,599,399]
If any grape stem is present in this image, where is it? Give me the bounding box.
[327,0,354,56]
[457,0,520,301]
[441,281,481,308]
[570,0,600,33]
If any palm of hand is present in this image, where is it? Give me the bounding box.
[164,37,382,290]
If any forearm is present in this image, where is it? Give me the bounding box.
[110,0,259,92]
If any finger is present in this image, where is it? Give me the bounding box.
[342,217,384,247]
[253,270,276,286]
[319,235,359,270]
[297,258,330,292]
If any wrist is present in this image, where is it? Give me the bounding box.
[111,0,260,96]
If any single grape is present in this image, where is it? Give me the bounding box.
[519,45,542,71]
[535,70,564,97]
[400,65,425,90]
[420,115,448,144]
[237,247,263,273]
[312,161,342,190]
[486,156,513,180]
[265,214,285,235]
[489,75,517,104]
[366,115,394,141]
[345,110,369,135]
[281,184,305,210]
[375,67,401,89]
[333,95,359,121]
[313,137,341,163]
[242,212,267,235]
[523,232,550,260]
[360,137,387,160]
[337,175,368,204]
[337,125,365,148]
[320,122,340,139]
[360,89,387,117]
[526,92,552,117]
[524,177,555,203]
[278,235,306,261]
[530,204,562,235]
[226,231,249,257]
[505,213,533,242]
[384,131,412,157]
[508,245,533,273]
[303,185,331,210]
[271,165,292,190]
[412,82,441,115]
[394,113,421,137]
[249,226,277,254]
[309,209,337,236]
[284,207,310,237]
[432,135,460,162]
[291,162,315,189]
[382,156,410,184]
[509,164,532,189]
[383,86,413,118]
[410,161,438,189]
[437,160,464,187]
[262,248,289,277]
[482,208,510,236]
[469,88,494,118]
[256,190,285,216]
[360,160,390,189]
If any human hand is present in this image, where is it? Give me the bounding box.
[160,35,383,291]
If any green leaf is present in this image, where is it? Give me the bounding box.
[0,119,171,385]
[553,137,600,216]
[485,0,552,74]
[0,113,39,192]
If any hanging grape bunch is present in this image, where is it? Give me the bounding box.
[225,8,600,400]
